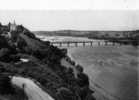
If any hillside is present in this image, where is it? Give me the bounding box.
[0,23,95,100]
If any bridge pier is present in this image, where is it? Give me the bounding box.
[112,42,115,46]
[67,42,70,47]
[83,42,85,47]
[90,41,93,46]
[59,42,62,47]
[75,42,78,47]
[105,41,108,46]
[98,41,100,46]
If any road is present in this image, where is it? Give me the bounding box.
[11,76,54,100]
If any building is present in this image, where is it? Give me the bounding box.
[8,20,17,32]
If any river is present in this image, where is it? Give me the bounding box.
[38,35,138,100]
[67,46,138,100]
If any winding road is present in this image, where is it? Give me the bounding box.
[11,76,54,100]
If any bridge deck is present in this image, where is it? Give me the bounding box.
[50,40,119,47]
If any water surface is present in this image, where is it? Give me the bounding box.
[67,46,138,100]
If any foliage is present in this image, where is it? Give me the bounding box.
[0,23,95,100]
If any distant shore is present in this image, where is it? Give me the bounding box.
[34,30,139,46]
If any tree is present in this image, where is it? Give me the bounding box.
[76,64,83,73]
[0,74,15,94]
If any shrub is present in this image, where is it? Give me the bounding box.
[75,64,83,73]
[0,74,15,94]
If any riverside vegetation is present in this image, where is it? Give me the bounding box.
[0,23,95,100]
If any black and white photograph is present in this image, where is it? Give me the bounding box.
[0,0,138,100]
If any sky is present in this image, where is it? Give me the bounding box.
[0,0,138,31]
[0,0,138,10]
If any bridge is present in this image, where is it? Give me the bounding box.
[50,40,119,47]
